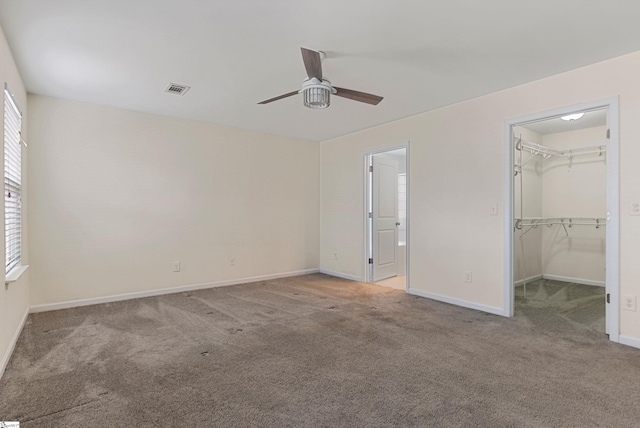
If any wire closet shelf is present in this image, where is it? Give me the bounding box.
[516,138,606,159]
[513,137,606,174]
[515,217,606,230]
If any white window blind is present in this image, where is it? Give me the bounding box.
[4,86,22,275]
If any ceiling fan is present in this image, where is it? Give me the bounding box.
[258,47,384,109]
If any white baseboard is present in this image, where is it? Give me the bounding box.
[541,274,605,287]
[618,335,640,350]
[514,274,543,286]
[30,268,320,313]
[0,307,29,379]
[318,269,362,282]
[407,288,505,317]
[513,274,605,288]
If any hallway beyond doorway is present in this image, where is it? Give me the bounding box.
[376,274,406,290]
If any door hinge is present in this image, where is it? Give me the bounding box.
[369,165,373,172]
[368,258,373,264]
[368,212,373,219]
[606,293,610,304]
[606,128,610,139]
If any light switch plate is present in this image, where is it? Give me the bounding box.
[490,203,498,216]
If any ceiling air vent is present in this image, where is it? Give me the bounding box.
[164,83,191,95]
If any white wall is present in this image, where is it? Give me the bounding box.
[513,126,543,282]
[0,24,29,373]
[541,126,606,283]
[320,50,640,341]
[28,95,319,306]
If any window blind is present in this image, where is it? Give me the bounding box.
[4,87,22,275]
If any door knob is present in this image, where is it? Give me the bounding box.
[396,222,401,226]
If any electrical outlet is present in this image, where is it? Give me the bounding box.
[173,261,181,272]
[622,295,637,311]
[464,271,472,283]
[230,257,236,266]
[333,252,338,260]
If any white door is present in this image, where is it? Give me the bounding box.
[372,156,399,281]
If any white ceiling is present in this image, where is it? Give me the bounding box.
[1,1,640,142]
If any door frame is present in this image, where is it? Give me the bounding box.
[363,142,410,290]
[503,97,620,342]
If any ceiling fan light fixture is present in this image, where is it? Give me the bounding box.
[303,86,330,109]
[301,77,336,109]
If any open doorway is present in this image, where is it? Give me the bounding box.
[365,146,408,291]
[504,98,619,342]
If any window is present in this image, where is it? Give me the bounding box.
[398,173,406,245]
[4,85,22,275]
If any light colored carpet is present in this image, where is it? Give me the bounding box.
[375,274,406,290]
[1,274,638,427]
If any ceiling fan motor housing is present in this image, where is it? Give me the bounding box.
[300,77,336,109]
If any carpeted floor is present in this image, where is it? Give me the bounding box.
[1,274,638,427]
[515,278,606,334]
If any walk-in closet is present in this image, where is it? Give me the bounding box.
[513,109,608,333]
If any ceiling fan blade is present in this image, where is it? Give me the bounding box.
[257,90,299,104]
[301,47,323,80]
[334,87,384,105]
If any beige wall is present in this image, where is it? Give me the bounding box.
[541,126,606,283]
[320,50,640,341]
[0,25,29,372]
[27,95,319,306]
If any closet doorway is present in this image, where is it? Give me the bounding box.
[365,145,409,291]
[504,98,619,342]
